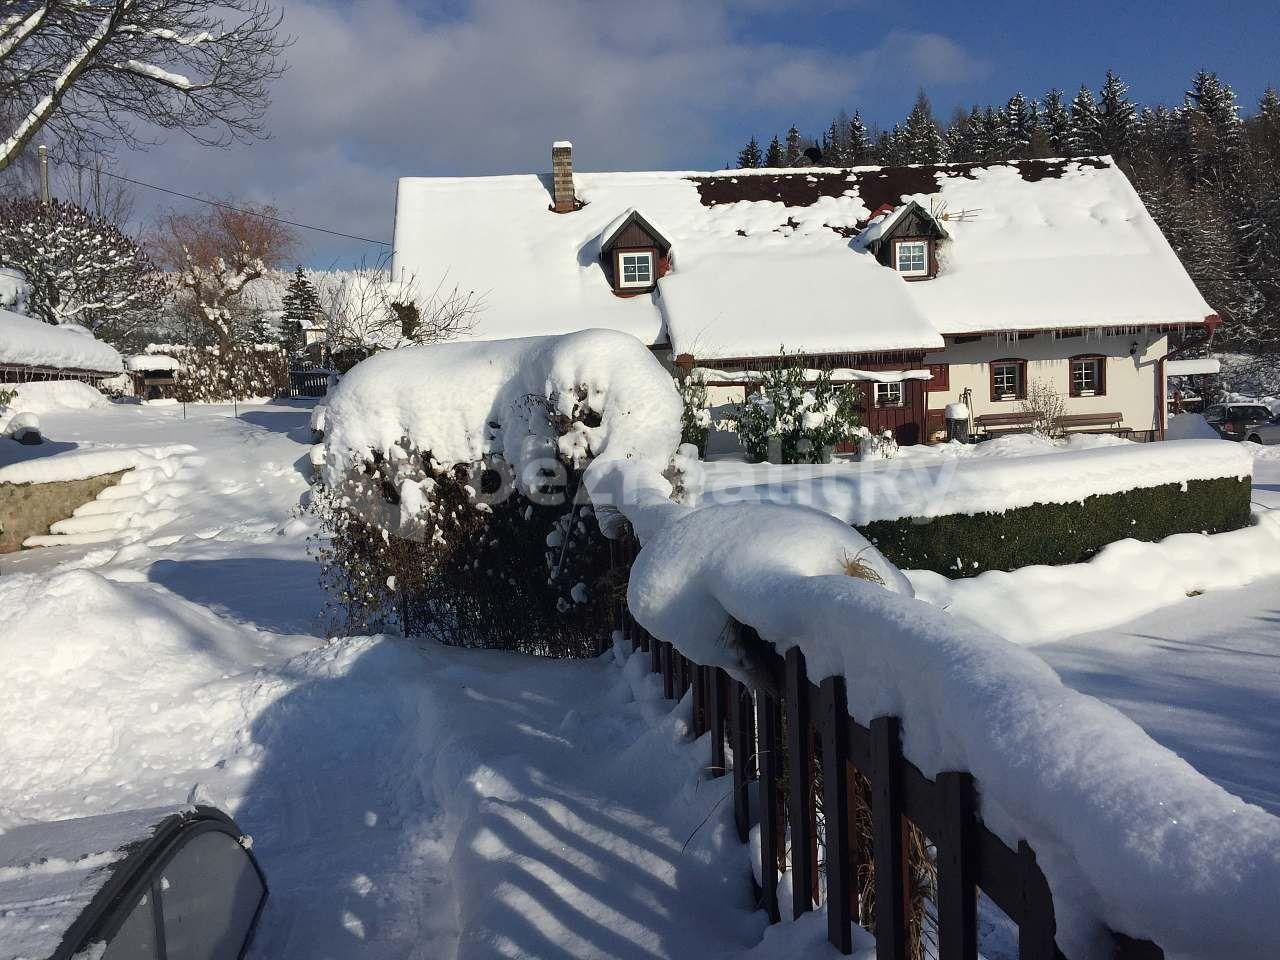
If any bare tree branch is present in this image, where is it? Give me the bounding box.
[0,1,289,171]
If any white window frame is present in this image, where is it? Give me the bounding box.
[874,381,904,407]
[618,250,655,289]
[992,361,1023,401]
[894,240,928,277]
[1071,357,1103,397]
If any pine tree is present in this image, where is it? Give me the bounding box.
[1184,71,1243,174]
[784,125,803,166]
[1097,70,1137,159]
[1068,84,1103,155]
[981,106,1011,160]
[248,311,276,345]
[764,135,785,168]
[737,136,763,169]
[1005,92,1033,158]
[280,266,318,360]
[847,111,872,164]
[824,115,847,166]
[1040,89,1071,156]
[900,90,946,163]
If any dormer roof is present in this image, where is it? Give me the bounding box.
[598,208,673,256]
[854,199,950,253]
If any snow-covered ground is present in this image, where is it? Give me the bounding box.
[0,400,780,960]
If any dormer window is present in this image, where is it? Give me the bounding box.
[597,208,673,296]
[895,240,928,277]
[619,251,654,288]
[855,199,948,281]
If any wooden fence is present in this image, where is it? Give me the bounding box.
[614,552,1164,960]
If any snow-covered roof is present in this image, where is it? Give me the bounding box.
[392,158,1213,358]
[126,354,180,372]
[0,308,122,373]
[1167,358,1221,376]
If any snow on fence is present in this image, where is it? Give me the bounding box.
[616,501,1280,960]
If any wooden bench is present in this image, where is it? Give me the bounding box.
[1058,411,1130,435]
[974,411,1037,434]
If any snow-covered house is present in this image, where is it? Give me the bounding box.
[0,307,122,384]
[391,143,1217,444]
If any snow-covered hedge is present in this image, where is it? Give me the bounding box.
[316,330,682,650]
[162,343,288,402]
[861,474,1251,575]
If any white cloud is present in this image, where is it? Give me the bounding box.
[113,0,987,264]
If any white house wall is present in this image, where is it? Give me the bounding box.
[927,330,1168,434]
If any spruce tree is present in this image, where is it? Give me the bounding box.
[981,106,1011,160]
[1040,89,1071,156]
[1184,71,1243,174]
[280,266,318,360]
[847,111,872,164]
[901,90,946,163]
[737,136,763,169]
[824,115,847,166]
[784,125,803,166]
[1005,92,1033,158]
[764,135,785,168]
[1068,84,1103,155]
[1097,70,1137,159]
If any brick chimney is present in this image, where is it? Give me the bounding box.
[551,140,576,213]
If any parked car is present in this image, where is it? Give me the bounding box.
[1202,403,1280,444]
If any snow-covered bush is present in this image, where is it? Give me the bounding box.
[675,371,711,454]
[729,351,861,463]
[313,331,682,655]
[162,343,288,402]
[855,426,899,461]
[0,198,163,344]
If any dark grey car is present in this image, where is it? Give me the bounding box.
[1203,403,1280,444]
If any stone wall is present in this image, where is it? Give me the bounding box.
[0,471,125,552]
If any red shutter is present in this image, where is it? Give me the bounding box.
[926,363,950,392]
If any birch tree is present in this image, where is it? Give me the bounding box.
[0,1,288,171]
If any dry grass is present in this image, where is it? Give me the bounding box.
[841,550,886,586]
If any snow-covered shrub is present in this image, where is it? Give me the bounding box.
[164,343,289,402]
[313,332,682,655]
[729,351,861,463]
[675,371,711,454]
[855,426,899,461]
[860,476,1251,576]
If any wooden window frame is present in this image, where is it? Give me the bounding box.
[893,239,928,277]
[617,249,655,289]
[1069,354,1107,398]
[874,381,904,408]
[989,358,1027,402]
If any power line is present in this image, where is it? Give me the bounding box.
[61,158,392,246]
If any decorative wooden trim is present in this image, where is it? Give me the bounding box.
[989,358,1028,403]
[1069,354,1107,398]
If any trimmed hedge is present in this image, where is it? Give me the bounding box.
[859,476,1253,577]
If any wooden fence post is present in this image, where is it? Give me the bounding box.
[820,676,853,955]
[871,716,908,960]
[661,642,674,700]
[936,772,978,960]
[709,668,726,778]
[757,691,782,923]
[784,648,815,920]
[731,681,753,844]
[649,628,661,675]
[1018,840,1057,960]
[692,664,708,738]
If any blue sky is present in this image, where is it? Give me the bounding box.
[110,0,1278,267]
